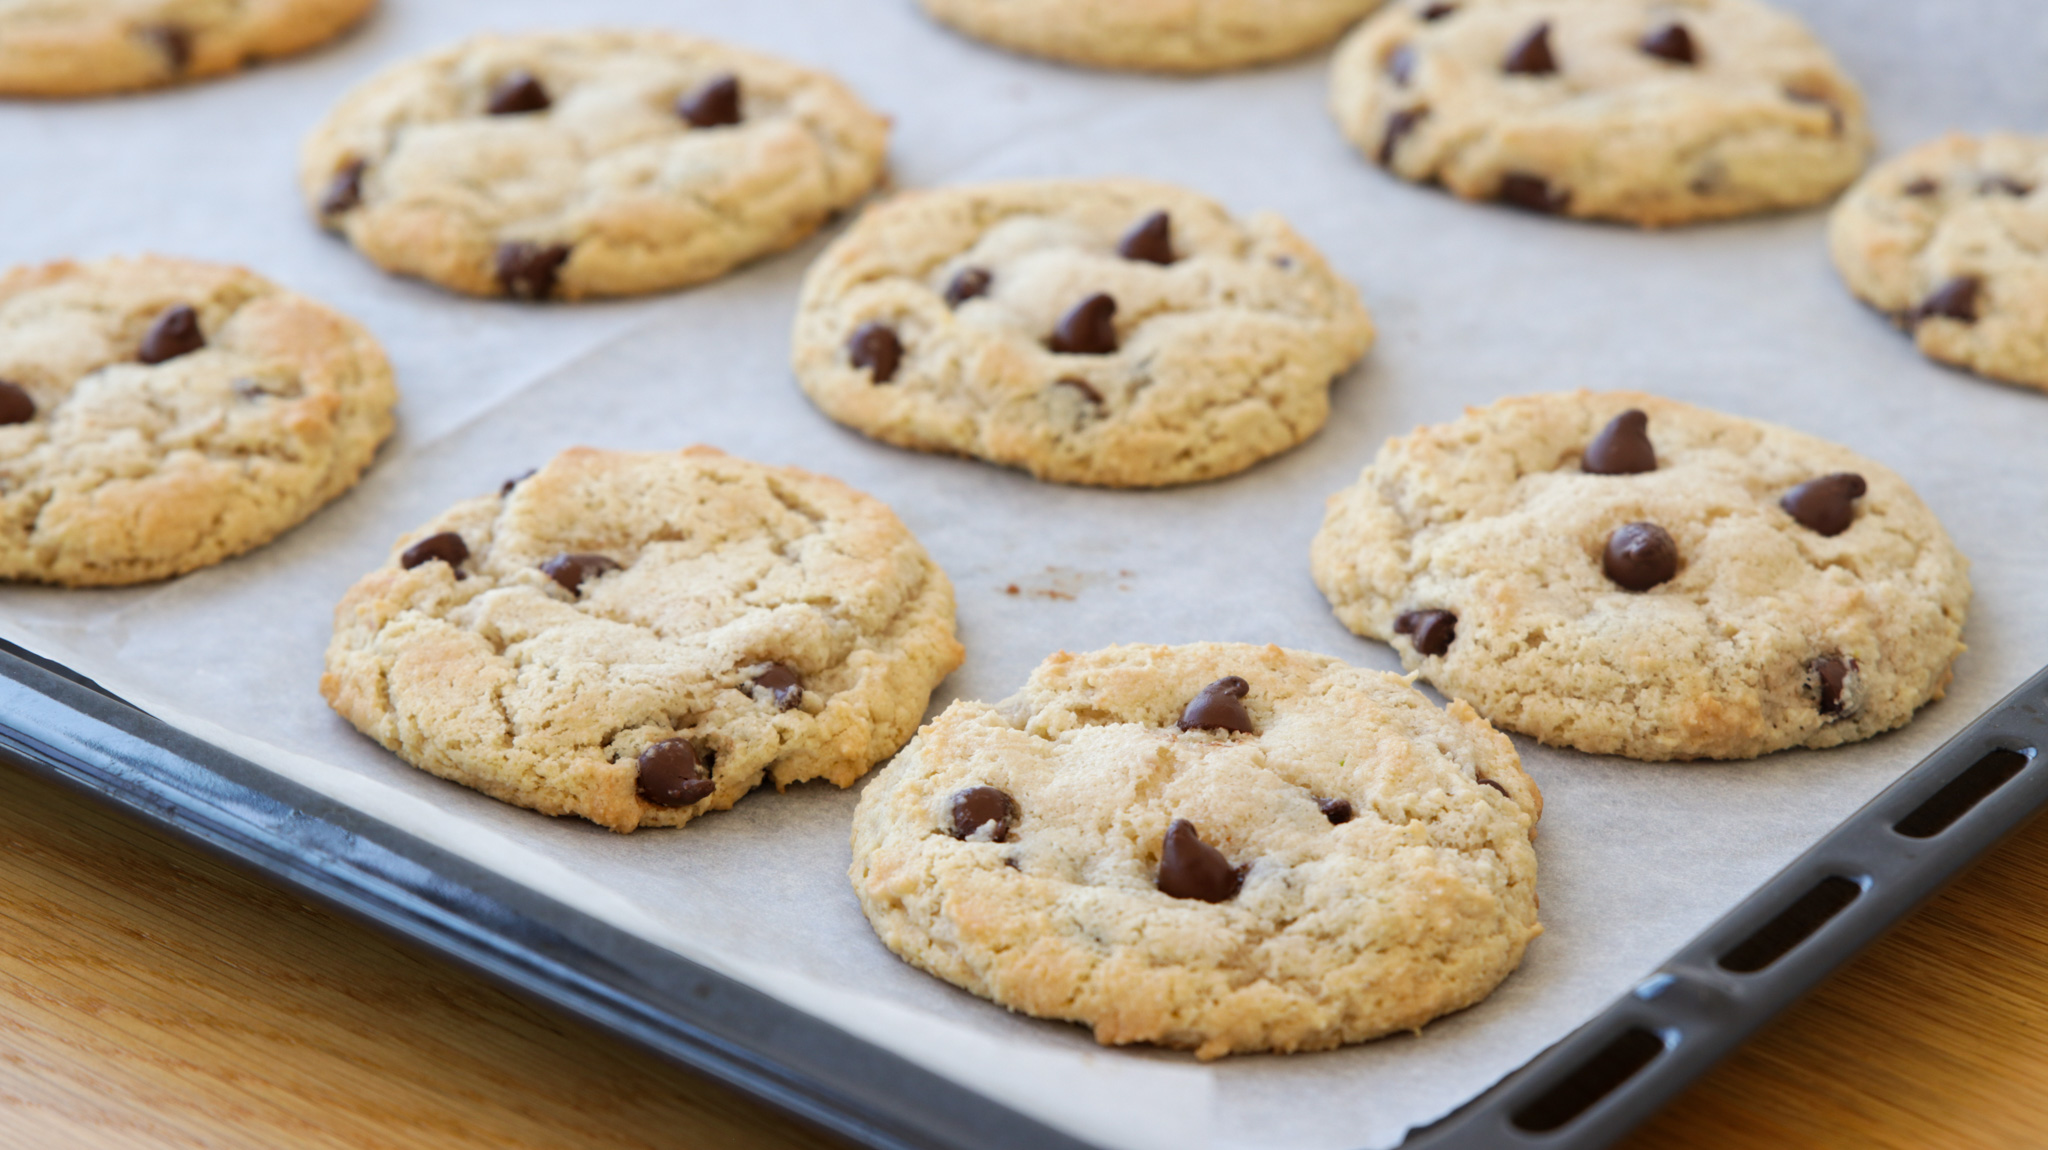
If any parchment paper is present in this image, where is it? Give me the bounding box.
[2,2,2044,1147]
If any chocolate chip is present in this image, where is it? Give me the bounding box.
[496,242,571,300]
[1903,177,1940,196]
[144,25,190,72]
[1118,211,1175,265]
[487,71,550,115]
[1914,275,1981,324]
[0,382,34,426]
[847,321,903,383]
[1379,106,1428,165]
[1050,294,1118,355]
[1480,778,1510,797]
[950,786,1018,842]
[1812,656,1854,715]
[401,532,469,571]
[1582,409,1657,475]
[1603,522,1678,591]
[1394,609,1457,656]
[1499,173,1568,214]
[500,469,536,497]
[1421,1,1457,18]
[1055,377,1103,406]
[751,663,804,711]
[1177,676,1254,734]
[1639,23,1696,64]
[637,739,714,807]
[944,267,992,306]
[541,553,620,593]
[1781,473,1866,537]
[1979,175,2033,196]
[138,305,204,364]
[1503,23,1556,75]
[321,159,366,216]
[1318,798,1354,825]
[678,74,741,128]
[1386,43,1417,85]
[1157,820,1243,902]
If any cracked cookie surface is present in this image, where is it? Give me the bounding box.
[1311,391,1971,761]
[1829,133,2048,393]
[0,0,374,96]
[791,179,1374,487]
[917,0,1384,73]
[299,29,890,300]
[0,255,395,586]
[1330,0,1870,226]
[321,446,964,833]
[850,642,1541,1060]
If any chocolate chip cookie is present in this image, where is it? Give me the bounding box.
[850,642,1540,1059]
[0,0,374,97]
[917,0,1383,73]
[1330,0,1871,226]
[1311,392,1971,761]
[0,255,395,586]
[1829,133,2048,393]
[791,179,1374,487]
[321,446,964,833]
[299,29,890,300]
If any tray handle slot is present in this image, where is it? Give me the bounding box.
[1717,875,1863,974]
[1893,747,2036,839]
[1509,1026,1669,1133]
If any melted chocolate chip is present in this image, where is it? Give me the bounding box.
[1421,1,1457,18]
[1386,43,1416,85]
[1582,409,1657,475]
[1394,609,1457,656]
[1813,655,1854,715]
[678,74,742,128]
[1913,275,1982,324]
[1502,23,1556,75]
[847,321,903,383]
[138,305,204,364]
[637,739,714,807]
[1781,473,1866,537]
[1380,106,1428,165]
[1177,676,1254,734]
[1050,294,1118,355]
[950,785,1018,841]
[1980,175,2033,197]
[144,24,190,72]
[751,663,804,711]
[401,532,468,571]
[541,553,620,593]
[1157,820,1243,902]
[0,381,34,426]
[1480,778,1510,797]
[945,267,992,306]
[1055,377,1104,406]
[1318,798,1354,825]
[487,71,551,115]
[1499,173,1568,214]
[322,159,366,216]
[1639,23,1696,64]
[500,469,537,497]
[1903,177,1940,196]
[496,242,571,300]
[1603,522,1678,591]
[1118,211,1175,265]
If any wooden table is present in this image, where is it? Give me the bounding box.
[0,762,2041,1150]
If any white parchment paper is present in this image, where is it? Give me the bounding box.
[2,2,2044,1147]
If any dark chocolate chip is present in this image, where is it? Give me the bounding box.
[678,74,742,128]
[637,738,714,807]
[0,382,34,426]
[144,24,191,72]
[1913,275,1982,324]
[1379,106,1428,166]
[1318,797,1354,825]
[1386,43,1417,85]
[847,321,903,383]
[138,305,204,365]
[500,469,536,497]
[1177,676,1254,734]
[401,532,469,571]
[541,553,620,593]
[1502,23,1556,75]
[321,159,366,216]
[1157,819,1243,902]
[1055,377,1104,406]
[1499,173,1568,214]
[1117,211,1175,265]
[1812,655,1854,715]
[487,71,550,115]
[1781,473,1866,537]
[1903,177,1940,196]
[1638,23,1696,64]
[1421,1,1457,18]
[945,267,992,306]
[751,663,804,711]
[1603,522,1678,591]
[1979,175,2033,197]
[1480,778,1510,797]
[1394,609,1457,656]
[496,242,571,300]
[950,785,1018,842]
[1582,408,1657,475]
[1050,294,1118,355]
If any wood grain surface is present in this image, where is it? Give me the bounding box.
[0,760,2040,1150]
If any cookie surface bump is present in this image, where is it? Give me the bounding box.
[850,642,1540,1060]
[0,0,374,97]
[917,0,1384,73]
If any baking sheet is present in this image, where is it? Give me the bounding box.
[2,2,2045,1148]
